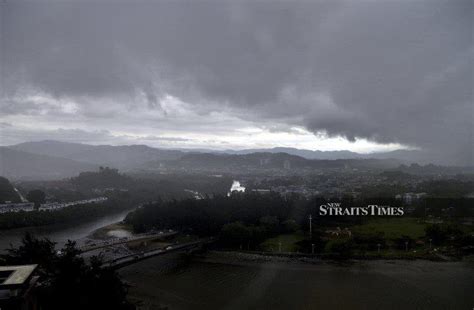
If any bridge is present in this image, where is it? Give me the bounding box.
[78,231,177,253]
[102,238,214,269]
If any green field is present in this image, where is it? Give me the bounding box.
[352,217,426,239]
[260,233,305,252]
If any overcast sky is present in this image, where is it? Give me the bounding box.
[1,0,472,164]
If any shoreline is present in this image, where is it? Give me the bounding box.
[88,221,133,240]
[0,208,136,251]
[194,249,474,265]
[0,206,136,232]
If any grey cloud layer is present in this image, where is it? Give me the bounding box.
[2,0,472,164]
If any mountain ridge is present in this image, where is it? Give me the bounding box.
[2,141,471,180]
[10,140,423,162]
[0,146,98,180]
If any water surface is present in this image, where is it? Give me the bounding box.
[120,255,474,310]
[0,208,134,250]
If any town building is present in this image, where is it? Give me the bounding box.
[0,264,39,310]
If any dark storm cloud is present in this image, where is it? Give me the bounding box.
[1,0,472,164]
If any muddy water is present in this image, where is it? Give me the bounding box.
[0,208,134,250]
[119,254,473,310]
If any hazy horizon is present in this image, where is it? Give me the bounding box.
[4,138,417,155]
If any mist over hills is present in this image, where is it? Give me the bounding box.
[10,140,183,169]
[165,152,403,170]
[0,147,98,180]
[218,147,428,162]
[215,147,362,159]
[9,140,420,166]
[1,140,469,180]
[0,176,21,203]
[11,140,427,161]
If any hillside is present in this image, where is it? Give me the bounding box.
[0,176,21,203]
[0,147,98,180]
[220,147,430,163]
[6,141,470,177]
[9,141,431,171]
[11,141,184,169]
[165,152,402,170]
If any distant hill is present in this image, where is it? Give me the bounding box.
[165,152,402,170]
[11,140,184,169]
[0,176,21,203]
[7,140,468,179]
[219,147,364,159]
[219,147,429,163]
[0,147,98,180]
[221,147,469,166]
[11,140,428,165]
[9,140,96,158]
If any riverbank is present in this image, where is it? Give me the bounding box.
[0,207,136,250]
[89,221,133,240]
[207,243,474,262]
[195,249,474,266]
[0,198,137,231]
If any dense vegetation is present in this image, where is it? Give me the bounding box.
[126,192,296,234]
[26,189,46,209]
[0,233,134,310]
[125,193,474,257]
[0,176,20,203]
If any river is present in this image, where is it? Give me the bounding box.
[119,252,474,310]
[0,208,135,250]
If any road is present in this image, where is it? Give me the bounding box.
[78,231,177,253]
[102,239,214,269]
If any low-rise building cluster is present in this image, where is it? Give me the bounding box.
[0,197,108,214]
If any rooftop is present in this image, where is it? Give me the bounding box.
[0,265,38,288]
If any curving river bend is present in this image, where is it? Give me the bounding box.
[0,208,134,250]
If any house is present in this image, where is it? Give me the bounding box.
[0,264,39,310]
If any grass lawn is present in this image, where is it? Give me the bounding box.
[352,217,426,240]
[259,232,305,252]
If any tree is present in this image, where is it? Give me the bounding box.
[282,219,299,233]
[353,231,386,251]
[1,232,56,276]
[27,189,46,209]
[220,222,252,248]
[325,239,353,258]
[394,235,414,250]
[1,233,134,310]
[0,176,21,203]
[425,224,463,245]
[259,215,279,234]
